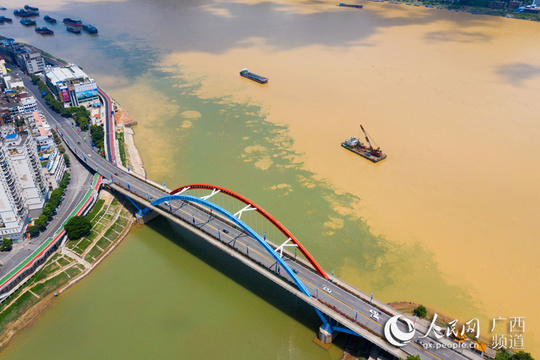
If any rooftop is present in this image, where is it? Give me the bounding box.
[46,64,89,85]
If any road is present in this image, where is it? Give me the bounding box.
[19,71,484,360]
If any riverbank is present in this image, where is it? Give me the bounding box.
[0,190,135,352]
[113,106,145,177]
[372,0,540,21]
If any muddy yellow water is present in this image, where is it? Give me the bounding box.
[2,0,539,357]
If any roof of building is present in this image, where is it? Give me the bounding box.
[46,65,89,85]
[38,127,51,137]
[5,133,17,140]
[32,111,42,126]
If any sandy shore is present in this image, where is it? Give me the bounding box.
[113,106,145,177]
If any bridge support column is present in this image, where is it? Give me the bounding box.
[135,210,159,225]
[318,323,338,344]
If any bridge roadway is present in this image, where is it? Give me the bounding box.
[21,73,483,360]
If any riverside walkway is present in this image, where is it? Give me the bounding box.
[18,73,485,360]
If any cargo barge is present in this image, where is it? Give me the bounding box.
[63,18,83,26]
[341,125,387,163]
[44,15,57,24]
[239,68,268,84]
[20,18,36,26]
[35,27,54,35]
[82,23,98,34]
[339,3,363,8]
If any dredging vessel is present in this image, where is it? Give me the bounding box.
[341,125,387,163]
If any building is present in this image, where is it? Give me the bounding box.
[508,0,523,9]
[26,111,66,189]
[10,44,45,75]
[0,59,7,75]
[0,91,38,124]
[45,64,99,108]
[2,74,25,91]
[488,1,506,8]
[45,149,66,189]
[4,132,48,217]
[0,142,28,241]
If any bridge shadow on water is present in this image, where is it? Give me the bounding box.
[143,216,351,351]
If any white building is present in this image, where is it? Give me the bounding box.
[2,74,24,91]
[0,143,28,241]
[0,59,7,75]
[45,149,66,189]
[4,133,48,218]
[45,64,99,108]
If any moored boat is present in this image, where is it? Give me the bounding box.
[0,16,12,23]
[82,23,98,34]
[44,15,57,24]
[339,3,363,8]
[20,18,36,26]
[66,26,81,34]
[35,26,54,35]
[24,5,39,12]
[341,125,387,163]
[63,17,83,26]
[239,68,268,84]
[14,9,39,17]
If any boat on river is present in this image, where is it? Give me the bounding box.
[63,18,83,26]
[82,23,98,34]
[35,27,54,35]
[44,15,57,24]
[341,125,387,163]
[66,26,81,34]
[14,9,39,17]
[239,68,268,84]
[24,5,39,12]
[339,3,363,8]
[20,18,36,26]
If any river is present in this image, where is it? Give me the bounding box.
[1,0,539,358]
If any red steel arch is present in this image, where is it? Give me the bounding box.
[170,184,329,279]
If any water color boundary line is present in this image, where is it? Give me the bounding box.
[0,174,102,300]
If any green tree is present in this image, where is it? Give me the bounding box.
[90,125,105,149]
[63,153,70,167]
[413,305,427,318]
[28,225,40,237]
[407,356,421,360]
[64,216,92,240]
[42,207,53,220]
[509,351,535,360]
[34,216,47,230]
[30,74,40,84]
[1,238,12,251]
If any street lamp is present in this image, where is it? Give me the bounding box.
[316,284,320,299]
[355,307,361,322]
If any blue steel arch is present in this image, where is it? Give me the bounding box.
[140,194,312,297]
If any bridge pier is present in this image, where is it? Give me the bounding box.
[318,323,338,344]
[135,210,159,225]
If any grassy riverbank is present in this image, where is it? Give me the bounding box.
[0,191,135,352]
